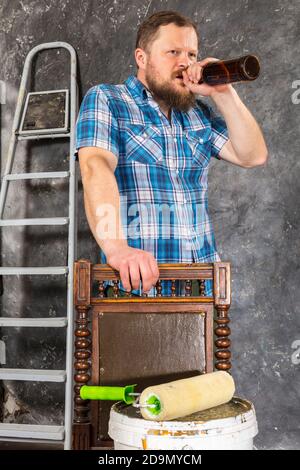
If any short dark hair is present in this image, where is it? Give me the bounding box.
[136,10,199,52]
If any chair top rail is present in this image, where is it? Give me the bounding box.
[92,263,215,281]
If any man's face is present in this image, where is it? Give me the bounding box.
[144,24,199,112]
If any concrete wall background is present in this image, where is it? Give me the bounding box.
[0,0,299,449]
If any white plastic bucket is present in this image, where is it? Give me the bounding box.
[108,397,258,450]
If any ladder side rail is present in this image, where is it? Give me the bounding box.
[0,55,32,216]
[64,42,78,450]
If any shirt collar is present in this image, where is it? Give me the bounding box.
[124,75,152,102]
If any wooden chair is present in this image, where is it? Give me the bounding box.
[72,260,231,450]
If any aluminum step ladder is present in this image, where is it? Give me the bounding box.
[0,42,78,449]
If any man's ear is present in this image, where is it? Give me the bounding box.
[135,48,147,70]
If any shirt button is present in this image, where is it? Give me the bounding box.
[199,138,204,144]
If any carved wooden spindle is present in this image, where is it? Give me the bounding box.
[185,279,192,297]
[199,279,206,296]
[171,280,176,297]
[73,304,91,448]
[156,280,162,297]
[113,280,119,298]
[214,305,231,371]
[98,280,105,298]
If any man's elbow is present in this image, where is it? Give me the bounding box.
[241,150,269,168]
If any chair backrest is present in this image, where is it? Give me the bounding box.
[72,260,231,450]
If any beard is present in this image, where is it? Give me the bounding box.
[145,64,196,113]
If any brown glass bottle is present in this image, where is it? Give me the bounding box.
[198,55,260,86]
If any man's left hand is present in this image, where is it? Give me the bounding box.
[182,57,232,97]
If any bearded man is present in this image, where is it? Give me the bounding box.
[76,10,268,296]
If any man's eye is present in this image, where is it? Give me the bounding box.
[169,50,178,55]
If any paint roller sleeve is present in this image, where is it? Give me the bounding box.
[139,371,235,421]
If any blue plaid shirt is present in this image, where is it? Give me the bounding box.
[76,75,229,295]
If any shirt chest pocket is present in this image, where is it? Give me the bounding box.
[124,125,163,165]
[185,128,212,168]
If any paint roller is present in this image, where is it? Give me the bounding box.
[80,371,235,421]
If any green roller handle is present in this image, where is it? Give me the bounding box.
[80,384,137,405]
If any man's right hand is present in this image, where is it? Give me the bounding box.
[106,243,160,294]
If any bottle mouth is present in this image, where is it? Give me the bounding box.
[242,55,260,80]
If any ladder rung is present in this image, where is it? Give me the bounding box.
[0,217,69,226]
[17,133,70,140]
[0,317,68,327]
[0,267,68,275]
[4,171,69,181]
[0,423,64,441]
[0,369,66,382]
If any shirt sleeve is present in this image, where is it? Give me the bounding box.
[75,86,119,159]
[210,106,229,160]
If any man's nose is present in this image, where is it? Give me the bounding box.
[177,54,192,70]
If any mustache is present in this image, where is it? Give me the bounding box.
[173,67,189,79]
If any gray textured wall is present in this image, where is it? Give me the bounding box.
[0,0,299,450]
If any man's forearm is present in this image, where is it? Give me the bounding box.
[82,163,128,257]
[211,86,268,165]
